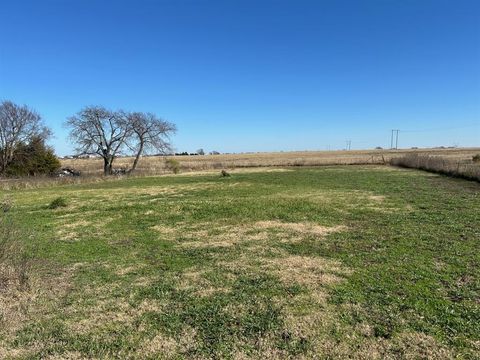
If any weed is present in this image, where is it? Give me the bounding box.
[1,197,12,213]
[48,196,68,209]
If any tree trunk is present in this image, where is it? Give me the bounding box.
[129,141,144,174]
[103,157,113,175]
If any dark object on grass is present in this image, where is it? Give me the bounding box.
[112,168,127,175]
[48,197,68,209]
[56,167,81,177]
[221,170,230,177]
[473,154,480,163]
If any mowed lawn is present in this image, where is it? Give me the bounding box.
[1,166,479,359]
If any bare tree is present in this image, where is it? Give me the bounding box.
[127,112,176,173]
[0,101,51,174]
[197,148,205,155]
[66,106,130,175]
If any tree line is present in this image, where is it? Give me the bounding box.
[0,101,176,176]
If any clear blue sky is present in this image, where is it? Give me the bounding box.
[1,0,479,155]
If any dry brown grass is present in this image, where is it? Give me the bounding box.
[60,148,480,176]
[0,263,76,359]
[255,220,345,237]
[0,148,477,190]
[156,220,346,249]
[390,153,480,181]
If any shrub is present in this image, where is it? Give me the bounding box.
[165,158,180,174]
[48,197,68,209]
[473,154,480,163]
[4,136,61,177]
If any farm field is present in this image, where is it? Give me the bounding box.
[1,166,479,359]
[61,147,480,175]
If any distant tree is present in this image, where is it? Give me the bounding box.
[126,112,176,173]
[197,148,205,155]
[210,150,220,155]
[0,101,51,175]
[66,106,130,175]
[6,136,60,176]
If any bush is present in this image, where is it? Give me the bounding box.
[165,158,180,174]
[4,136,61,177]
[390,154,480,182]
[48,197,68,209]
[473,154,480,163]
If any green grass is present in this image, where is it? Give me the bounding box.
[1,166,479,359]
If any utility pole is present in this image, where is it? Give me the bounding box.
[390,129,400,149]
[346,140,351,151]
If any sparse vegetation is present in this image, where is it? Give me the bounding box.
[473,154,480,163]
[0,166,478,358]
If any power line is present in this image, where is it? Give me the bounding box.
[401,123,479,133]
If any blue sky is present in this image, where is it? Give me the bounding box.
[1,0,479,155]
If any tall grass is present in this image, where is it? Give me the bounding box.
[0,200,30,292]
[390,154,480,182]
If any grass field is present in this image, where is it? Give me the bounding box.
[1,166,479,359]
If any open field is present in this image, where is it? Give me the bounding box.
[1,166,479,359]
[61,148,480,175]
